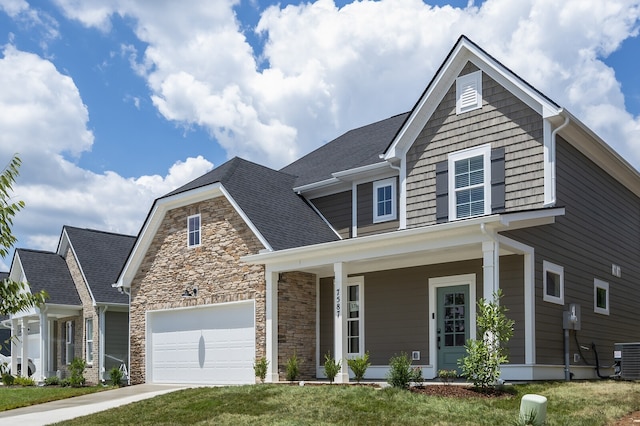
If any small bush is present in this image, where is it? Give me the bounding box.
[253,357,269,383]
[109,367,124,387]
[323,352,341,383]
[437,369,458,385]
[44,376,61,386]
[1,373,14,386]
[285,353,300,381]
[347,352,370,383]
[60,378,71,387]
[387,352,421,389]
[14,376,35,386]
[69,358,87,387]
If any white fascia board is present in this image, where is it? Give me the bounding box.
[56,228,70,257]
[293,177,341,194]
[118,183,272,289]
[331,162,392,182]
[497,207,565,229]
[8,252,24,282]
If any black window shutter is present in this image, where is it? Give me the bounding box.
[435,160,449,223]
[491,147,505,213]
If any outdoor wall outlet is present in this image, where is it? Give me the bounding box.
[412,351,420,361]
[573,353,580,363]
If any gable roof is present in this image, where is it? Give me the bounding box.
[165,157,339,251]
[59,226,135,305]
[15,249,81,306]
[280,112,409,189]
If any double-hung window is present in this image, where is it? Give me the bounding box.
[373,178,397,223]
[85,318,93,365]
[448,144,491,221]
[187,214,201,248]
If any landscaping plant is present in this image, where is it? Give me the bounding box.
[109,366,124,387]
[323,352,340,383]
[459,289,514,390]
[347,352,370,383]
[285,352,300,381]
[253,357,269,383]
[387,352,421,389]
[69,357,87,387]
[437,369,458,385]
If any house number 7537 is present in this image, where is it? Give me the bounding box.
[336,288,341,317]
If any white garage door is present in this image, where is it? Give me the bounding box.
[147,301,255,384]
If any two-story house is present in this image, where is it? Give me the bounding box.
[117,36,640,385]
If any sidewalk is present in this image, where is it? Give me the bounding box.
[0,384,188,425]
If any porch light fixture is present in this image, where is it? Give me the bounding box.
[181,286,198,298]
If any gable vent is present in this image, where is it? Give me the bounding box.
[456,70,482,114]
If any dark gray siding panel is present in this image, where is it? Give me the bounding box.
[319,277,334,359]
[310,191,352,239]
[357,180,399,236]
[504,138,640,366]
[104,311,129,373]
[500,255,525,364]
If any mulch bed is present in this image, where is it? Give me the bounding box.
[410,384,513,398]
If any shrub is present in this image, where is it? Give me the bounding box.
[69,358,87,387]
[323,352,341,383]
[14,376,35,386]
[285,353,300,381]
[44,376,61,386]
[459,289,514,390]
[60,378,71,387]
[387,352,421,389]
[348,352,370,383]
[253,357,269,383]
[437,369,458,385]
[1,373,14,386]
[109,366,124,387]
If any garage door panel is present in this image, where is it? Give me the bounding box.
[148,301,255,384]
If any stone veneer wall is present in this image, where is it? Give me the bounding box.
[64,247,100,384]
[129,196,266,385]
[277,271,316,380]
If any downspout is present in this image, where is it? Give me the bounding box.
[387,161,405,229]
[548,115,570,206]
[99,306,108,383]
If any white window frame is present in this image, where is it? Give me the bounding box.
[448,144,491,221]
[594,278,609,315]
[187,214,201,248]
[347,277,364,358]
[373,178,397,223]
[456,70,482,114]
[65,321,74,365]
[543,260,564,305]
[85,318,94,365]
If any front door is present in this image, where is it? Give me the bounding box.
[437,285,469,373]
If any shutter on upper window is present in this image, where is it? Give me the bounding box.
[491,147,505,213]
[435,160,449,223]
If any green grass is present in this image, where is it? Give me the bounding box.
[54,381,640,425]
[0,385,108,411]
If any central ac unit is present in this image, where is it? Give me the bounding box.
[614,343,640,380]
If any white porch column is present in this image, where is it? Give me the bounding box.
[99,307,107,382]
[20,318,29,377]
[265,268,279,382]
[10,318,18,376]
[334,262,349,383]
[38,309,48,381]
[482,240,500,301]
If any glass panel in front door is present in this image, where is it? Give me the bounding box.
[437,285,469,373]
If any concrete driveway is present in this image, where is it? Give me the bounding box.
[0,384,188,425]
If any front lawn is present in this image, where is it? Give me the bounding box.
[0,386,108,411]
[56,380,640,425]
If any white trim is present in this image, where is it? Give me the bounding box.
[456,70,482,114]
[351,182,358,238]
[346,276,364,358]
[448,144,492,221]
[373,178,397,223]
[187,213,201,248]
[266,269,278,383]
[427,274,477,379]
[594,278,610,315]
[399,155,407,229]
[543,119,555,206]
[543,260,564,305]
[85,318,94,365]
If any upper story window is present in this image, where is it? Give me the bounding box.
[456,70,482,114]
[373,178,397,223]
[448,144,491,221]
[594,278,609,315]
[543,260,564,305]
[187,214,201,248]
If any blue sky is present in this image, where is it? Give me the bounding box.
[0,0,639,270]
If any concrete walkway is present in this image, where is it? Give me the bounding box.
[0,384,188,425]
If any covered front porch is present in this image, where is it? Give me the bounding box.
[245,210,560,383]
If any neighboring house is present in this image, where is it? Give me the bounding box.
[117,35,640,385]
[0,272,10,356]
[7,226,134,383]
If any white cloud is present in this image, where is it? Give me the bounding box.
[0,43,213,256]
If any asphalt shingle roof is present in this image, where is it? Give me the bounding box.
[280,112,409,188]
[164,157,340,250]
[16,249,81,306]
[63,226,135,304]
